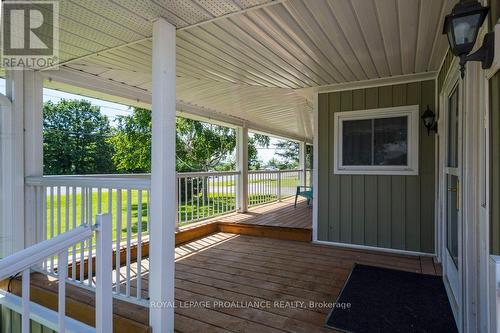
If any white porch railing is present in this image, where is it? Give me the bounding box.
[23,169,308,306]
[176,171,239,226]
[248,169,302,207]
[0,214,112,333]
[25,175,151,304]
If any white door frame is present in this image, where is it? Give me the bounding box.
[439,64,464,329]
[438,51,490,331]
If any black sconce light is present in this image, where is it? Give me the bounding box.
[421,105,437,136]
[443,0,494,78]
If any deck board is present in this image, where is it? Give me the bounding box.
[182,198,312,231]
[110,232,437,332]
[8,229,441,333]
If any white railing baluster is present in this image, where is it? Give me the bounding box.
[97,188,102,214]
[21,269,30,333]
[88,188,93,287]
[65,186,70,234]
[58,249,68,333]
[115,189,122,294]
[36,186,43,244]
[146,190,150,234]
[50,186,54,271]
[202,176,206,220]
[57,186,61,238]
[196,177,200,221]
[80,187,85,283]
[72,186,77,280]
[177,177,181,226]
[184,178,188,223]
[95,214,113,333]
[278,172,282,201]
[42,185,47,244]
[126,189,131,297]
[136,190,142,299]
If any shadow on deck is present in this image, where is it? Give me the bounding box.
[1,198,442,332]
[5,233,440,333]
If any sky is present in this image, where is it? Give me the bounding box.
[0,78,279,163]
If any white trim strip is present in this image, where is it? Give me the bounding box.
[313,240,436,258]
[312,92,319,242]
[301,72,438,95]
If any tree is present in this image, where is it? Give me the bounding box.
[176,117,236,172]
[248,133,270,170]
[43,100,114,175]
[109,108,151,173]
[111,108,237,173]
[274,140,299,169]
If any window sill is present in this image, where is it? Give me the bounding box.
[334,168,419,176]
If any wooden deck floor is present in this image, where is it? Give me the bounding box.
[7,232,441,333]
[113,232,440,333]
[5,199,443,333]
[216,198,312,229]
[181,197,312,231]
[174,198,313,243]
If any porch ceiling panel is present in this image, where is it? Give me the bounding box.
[66,0,453,86]
[7,0,456,141]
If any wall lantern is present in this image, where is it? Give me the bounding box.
[442,0,494,78]
[421,105,437,135]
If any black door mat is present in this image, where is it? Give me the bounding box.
[326,264,458,333]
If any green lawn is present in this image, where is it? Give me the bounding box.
[209,176,300,188]
[45,190,265,241]
[46,190,148,242]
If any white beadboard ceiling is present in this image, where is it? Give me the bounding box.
[26,0,456,140]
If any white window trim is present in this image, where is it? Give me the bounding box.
[333,105,420,175]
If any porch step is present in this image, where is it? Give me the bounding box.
[218,222,312,242]
[1,273,151,333]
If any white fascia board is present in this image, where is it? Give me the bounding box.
[298,71,439,97]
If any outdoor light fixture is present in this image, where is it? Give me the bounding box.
[442,0,494,78]
[421,105,437,136]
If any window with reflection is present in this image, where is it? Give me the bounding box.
[334,106,419,175]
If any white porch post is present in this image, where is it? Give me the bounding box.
[236,126,248,213]
[23,71,44,247]
[149,17,176,332]
[299,141,306,186]
[1,70,25,257]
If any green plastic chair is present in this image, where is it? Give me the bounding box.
[294,186,313,208]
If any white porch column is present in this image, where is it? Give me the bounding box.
[23,71,44,247]
[1,70,25,257]
[236,126,248,213]
[299,141,307,186]
[149,17,176,332]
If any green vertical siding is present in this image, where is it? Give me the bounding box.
[490,0,500,254]
[317,80,436,253]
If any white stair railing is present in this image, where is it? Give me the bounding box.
[0,214,113,333]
